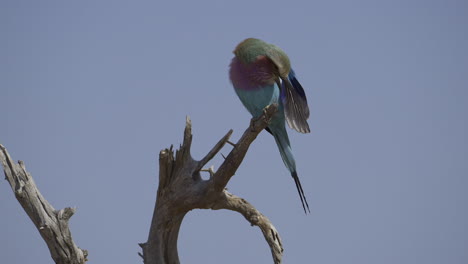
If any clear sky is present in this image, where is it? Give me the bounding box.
[1,0,467,263]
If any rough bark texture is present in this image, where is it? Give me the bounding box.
[0,145,88,264]
[139,104,284,264]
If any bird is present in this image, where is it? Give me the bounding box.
[229,38,311,213]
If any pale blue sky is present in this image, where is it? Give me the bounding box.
[1,0,467,263]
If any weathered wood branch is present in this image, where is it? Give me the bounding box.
[0,145,87,264]
[211,191,283,264]
[140,104,284,264]
[1,104,283,264]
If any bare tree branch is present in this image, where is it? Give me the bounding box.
[212,103,278,192]
[0,145,87,264]
[141,103,283,264]
[1,103,283,264]
[195,129,233,172]
[211,190,284,264]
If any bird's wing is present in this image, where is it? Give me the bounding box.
[280,69,310,133]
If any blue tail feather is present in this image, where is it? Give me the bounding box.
[270,125,310,213]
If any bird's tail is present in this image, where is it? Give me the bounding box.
[272,126,310,214]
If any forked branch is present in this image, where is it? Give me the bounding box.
[140,103,284,264]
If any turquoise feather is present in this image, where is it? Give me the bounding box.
[229,38,311,213]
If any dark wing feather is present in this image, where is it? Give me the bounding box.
[281,70,310,133]
[288,69,309,118]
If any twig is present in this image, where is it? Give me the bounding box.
[195,129,233,172]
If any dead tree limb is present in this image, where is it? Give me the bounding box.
[140,104,284,264]
[1,104,283,264]
[0,145,87,264]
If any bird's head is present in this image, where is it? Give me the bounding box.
[233,38,291,78]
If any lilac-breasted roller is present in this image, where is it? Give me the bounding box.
[229,38,311,213]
